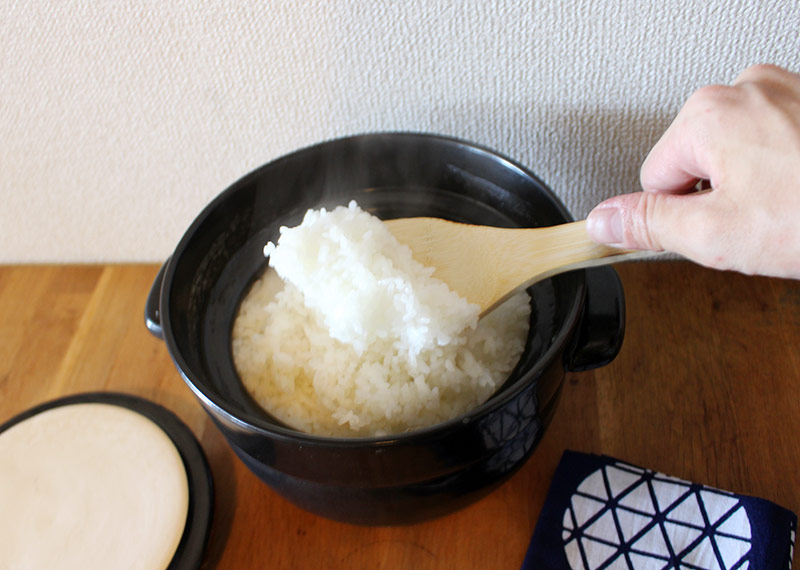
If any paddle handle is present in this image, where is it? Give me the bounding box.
[385,217,659,313]
[508,220,652,284]
[463,220,644,310]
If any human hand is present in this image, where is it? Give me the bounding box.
[586,64,800,279]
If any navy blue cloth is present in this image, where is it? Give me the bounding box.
[523,451,796,569]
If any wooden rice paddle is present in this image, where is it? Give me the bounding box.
[384,218,652,315]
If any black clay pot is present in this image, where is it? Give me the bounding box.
[146,132,625,525]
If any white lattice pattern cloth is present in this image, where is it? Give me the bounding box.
[563,462,752,568]
[522,452,796,570]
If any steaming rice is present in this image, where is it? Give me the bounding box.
[232,201,530,437]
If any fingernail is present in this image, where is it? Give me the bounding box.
[586,208,623,245]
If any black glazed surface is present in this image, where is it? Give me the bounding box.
[151,132,625,524]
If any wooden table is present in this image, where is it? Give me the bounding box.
[1,262,798,568]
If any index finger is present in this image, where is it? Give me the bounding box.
[640,85,730,193]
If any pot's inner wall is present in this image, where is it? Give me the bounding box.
[166,134,582,431]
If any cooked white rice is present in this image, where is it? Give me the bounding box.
[232,201,530,437]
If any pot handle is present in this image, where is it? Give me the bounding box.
[144,260,168,340]
[563,265,626,372]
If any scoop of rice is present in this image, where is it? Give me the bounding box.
[233,201,530,437]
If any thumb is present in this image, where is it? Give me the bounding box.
[586,191,710,253]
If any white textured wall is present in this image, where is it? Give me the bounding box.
[2,1,798,262]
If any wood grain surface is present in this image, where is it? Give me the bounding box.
[384,217,645,314]
[1,262,798,569]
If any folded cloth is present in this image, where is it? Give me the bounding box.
[523,450,796,570]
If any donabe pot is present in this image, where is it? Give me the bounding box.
[146,133,625,525]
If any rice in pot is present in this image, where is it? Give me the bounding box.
[232,201,531,437]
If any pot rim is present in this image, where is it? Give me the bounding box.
[161,131,585,447]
